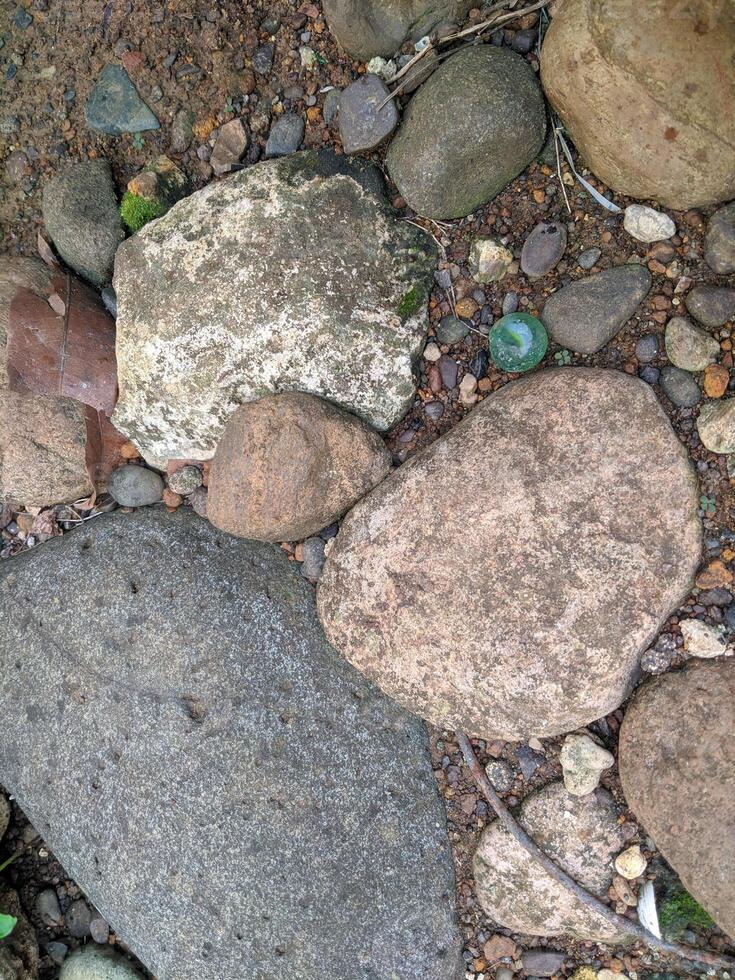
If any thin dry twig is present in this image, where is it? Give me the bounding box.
[553,121,572,215]
[458,732,735,973]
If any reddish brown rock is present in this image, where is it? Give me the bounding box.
[540,0,735,210]
[619,659,735,938]
[318,369,701,740]
[208,392,391,542]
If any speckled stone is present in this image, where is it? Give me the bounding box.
[659,366,701,408]
[112,150,436,463]
[685,285,735,328]
[338,75,398,155]
[85,65,159,135]
[0,509,461,980]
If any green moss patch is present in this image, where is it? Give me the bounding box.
[120,191,166,233]
[397,285,423,319]
[659,888,714,939]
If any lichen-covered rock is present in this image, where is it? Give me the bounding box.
[318,369,701,740]
[619,659,735,938]
[112,150,436,464]
[208,392,391,542]
[323,0,473,59]
[540,0,735,210]
[0,509,461,980]
[386,46,546,219]
[42,160,124,288]
[473,782,626,941]
[0,257,92,507]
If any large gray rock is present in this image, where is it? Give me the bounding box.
[112,150,436,464]
[473,782,626,941]
[386,46,546,220]
[318,369,701,740]
[42,160,125,288]
[541,265,652,354]
[0,509,461,980]
[619,659,735,939]
[323,0,473,59]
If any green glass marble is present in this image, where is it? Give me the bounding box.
[488,313,548,373]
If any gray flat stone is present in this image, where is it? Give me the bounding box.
[107,465,164,507]
[659,365,701,408]
[521,222,567,278]
[685,285,735,328]
[541,265,652,354]
[704,201,735,275]
[0,510,461,980]
[339,74,398,156]
[265,113,305,158]
[85,65,160,136]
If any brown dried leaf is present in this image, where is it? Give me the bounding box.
[37,231,60,269]
[84,407,130,492]
[7,273,118,413]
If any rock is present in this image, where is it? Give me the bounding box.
[684,286,735,328]
[635,334,658,363]
[623,206,676,244]
[705,202,735,275]
[323,88,341,126]
[614,845,646,880]
[577,248,601,270]
[101,287,117,319]
[112,150,436,462]
[469,238,514,284]
[208,392,390,542]
[265,113,305,158]
[46,943,68,967]
[659,366,701,409]
[35,889,62,926]
[301,536,327,580]
[107,465,164,507]
[251,43,274,75]
[318,369,701,740]
[42,160,124,288]
[121,156,188,232]
[0,888,39,980]
[89,918,110,945]
[559,734,614,796]
[618,658,735,937]
[541,266,651,355]
[540,0,735,210]
[338,75,398,156]
[0,509,461,980]
[703,363,729,398]
[5,150,30,184]
[65,899,92,939]
[85,64,160,135]
[166,465,201,497]
[59,946,144,980]
[664,317,719,372]
[697,398,735,453]
[521,949,566,976]
[322,0,473,59]
[502,292,519,315]
[473,782,626,941]
[170,108,195,153]
[436,316,468,345]
[679,619,729,659]
[483,934,517,964]
[209,119,248,175]
[0,793,8,841]
[386,46,546,219]
[521,223,567,278]
[484,759,515,794]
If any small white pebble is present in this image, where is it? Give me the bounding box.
[423,342,441,362]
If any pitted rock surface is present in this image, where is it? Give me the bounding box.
[0,509,461,980]
[619,659,735,938]
[112,150,436,464]
[318,369,701,740]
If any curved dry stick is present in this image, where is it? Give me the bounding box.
[457,732,735,972]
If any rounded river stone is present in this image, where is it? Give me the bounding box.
[318,368,701,740]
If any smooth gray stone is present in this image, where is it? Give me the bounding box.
[541,265,652,354]
[85,65,159,136]
[0,510,461,980]
[685,285,735,328]
[265,113,305,158]
[107,465,164,507]
[339,74,398,156]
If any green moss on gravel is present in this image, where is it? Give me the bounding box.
[120,191,166,233]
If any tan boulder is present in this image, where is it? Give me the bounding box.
[473,782,626,941]
[317,369,701,740]
[619,659,735,939]
[540,0,735,210]
[207,392,391,542]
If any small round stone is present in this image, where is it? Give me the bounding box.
[664,317,719,372]
[167,465,202,497]
[469,238,514,284]
[520,222,567,278]
[559,733,614,796]
[436,316,469,345]
[108,465,164,508]
[659,366,701,408]
[635,333,659,363]
[614,844,647,880]
[623,204,676,243]
[484,759,515,793]
[577,248,601,270]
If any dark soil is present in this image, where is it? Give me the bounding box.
[1,0,734,977]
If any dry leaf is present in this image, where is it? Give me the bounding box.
[84,406,130,492]
[37,231,60,269]
[7,272,118,413]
